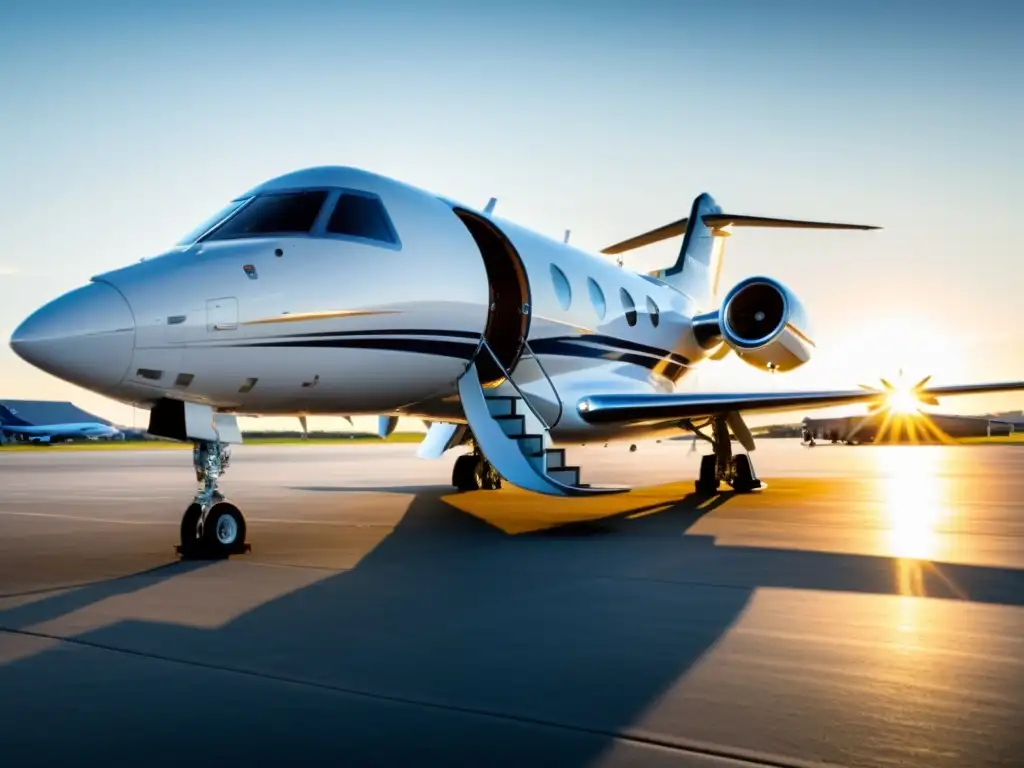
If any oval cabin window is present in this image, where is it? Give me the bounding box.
[550,264,572,310]
[620,288,637,326]
[646,296,660,327]
[587,278,607,320]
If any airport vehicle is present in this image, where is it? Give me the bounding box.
[0,412,122,444]
[10,166,1024,556]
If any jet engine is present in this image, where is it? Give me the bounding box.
[719,276,814,372]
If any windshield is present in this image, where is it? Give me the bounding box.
[202,190,330,241]
[175,198,252,246]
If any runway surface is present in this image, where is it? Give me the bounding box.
[1,440,1022,767]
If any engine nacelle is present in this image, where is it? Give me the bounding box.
[719,276,814,372]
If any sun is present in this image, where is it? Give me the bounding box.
[886,387,920,415]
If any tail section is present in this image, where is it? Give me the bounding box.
[663,193,726,310]
[601,193,880,311]
[0,405,31,428]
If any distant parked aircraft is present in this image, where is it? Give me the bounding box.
[0,412,122,444]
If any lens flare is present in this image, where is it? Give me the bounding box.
[886,387,920,415]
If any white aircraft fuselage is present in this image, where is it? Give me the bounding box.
[10,167,738,444]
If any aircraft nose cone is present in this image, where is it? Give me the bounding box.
[10,281,136,392]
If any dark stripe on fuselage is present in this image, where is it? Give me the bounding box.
[550,333,689,365]
[225,330,689,379]
[530,338,688,380]
[237,337,480,359]
[243,328,687,364]
[530,336,690,367]
[270,328,484,341]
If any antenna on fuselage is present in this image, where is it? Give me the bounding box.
[563,229,571,244]
[484,198,497,215]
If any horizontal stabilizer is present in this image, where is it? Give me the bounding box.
[601,213,880,255]
[702,214,880,231]
[601,217,689,255]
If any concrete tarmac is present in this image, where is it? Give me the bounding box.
[1,440,1022,767]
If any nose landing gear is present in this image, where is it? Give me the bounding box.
[176,440,251,559]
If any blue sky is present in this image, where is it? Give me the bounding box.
[1,0,1022,430]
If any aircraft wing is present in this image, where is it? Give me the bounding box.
[577,381,1024,427]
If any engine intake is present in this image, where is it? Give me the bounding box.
[720,276,813,371]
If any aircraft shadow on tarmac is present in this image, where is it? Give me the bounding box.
[1,485,1022,766]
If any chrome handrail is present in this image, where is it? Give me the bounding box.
[519,339,563,428]
[475,339,551,432]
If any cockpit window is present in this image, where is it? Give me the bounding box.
[175,198,252,246]
[326,192,398,245]
[202,190,329,241]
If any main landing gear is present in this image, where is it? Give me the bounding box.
[692,415,765,494]
[177,440,251,559]
[451,446,503,491]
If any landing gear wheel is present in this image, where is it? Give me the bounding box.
[201,502,249,557]
[452,454,477,491]
[727,454,765,493]
[452,454,501,491]
[695,454,719,494]
[179,503,203,557]
[473,458,502,491]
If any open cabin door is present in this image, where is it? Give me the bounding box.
[452,208,563,428]
[451,209,529,385]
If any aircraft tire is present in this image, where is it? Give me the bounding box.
[695,454,719,494]
[473,459,502,491]
[179,503,203,556]
[728,454,764,493]
[201,502,248,557]
[452,454,476,491]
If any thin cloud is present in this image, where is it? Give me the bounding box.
[0,265,19,276]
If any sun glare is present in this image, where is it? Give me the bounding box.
[878,446,947,562]
[886,387,920,415]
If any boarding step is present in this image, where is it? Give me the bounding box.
[525,448,566,474]
[547,466,581,487]
[484,395,519,418]
[515,434,545,455]
[458,360,627,496]
[495,414,526,438]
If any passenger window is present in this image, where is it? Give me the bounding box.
[646,296,660,327]
[588,278,606,320]
[203,190,328,240]
[620,288,637,326]
[326,193,397,244]
[550,264,572,310]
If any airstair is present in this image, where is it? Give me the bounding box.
[454,341,624,496]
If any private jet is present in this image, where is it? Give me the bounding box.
[9,166,1024,557]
